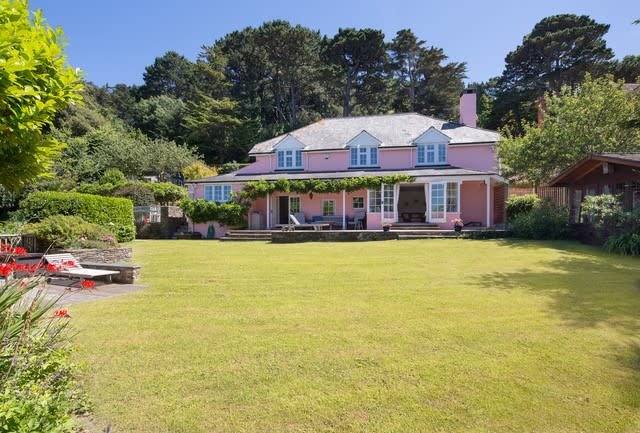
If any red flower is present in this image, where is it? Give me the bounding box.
[12,247,27,256]
[53,309,71,318]
[81,280,95,289]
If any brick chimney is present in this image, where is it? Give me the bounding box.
[459,88,477,127]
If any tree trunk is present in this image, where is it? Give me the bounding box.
[343,68,353,117]
[290,84,297,128]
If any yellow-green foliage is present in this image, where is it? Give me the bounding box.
[0,0,83,190]
[183,161,217,181]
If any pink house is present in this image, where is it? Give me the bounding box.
[187,91,508,237]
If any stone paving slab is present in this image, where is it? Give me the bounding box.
[43,277,147,306]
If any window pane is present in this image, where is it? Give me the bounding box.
[322,200,335,216]
[285,150,293,167]
[352,197,364,209]
[431,183,445,219]
[368,189,381,212]
[370,147,378,165]
[277,151,284,168]
[289,196,300,213]
[350,147,358,166]
[427,145,435,163]
[213,185,222,202]
[446,182,458,212]
[295,150,302,167]
[204,186,213,201]
[417,145,425,164]
[359,148,367,165]
[438,143,447,163]
[383,184,394,212]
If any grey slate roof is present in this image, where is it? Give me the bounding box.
[188,166,499,184]
[248,113,500,154]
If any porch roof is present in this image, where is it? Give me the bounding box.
[547,153,640,186]
[187,166,505,184]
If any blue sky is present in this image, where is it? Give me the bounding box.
[30,0,639,86]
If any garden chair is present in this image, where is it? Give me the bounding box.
[44,253,120,283]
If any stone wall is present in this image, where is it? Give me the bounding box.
[79,262,141,284]
[57,247,132,264]
[271,231,398,243]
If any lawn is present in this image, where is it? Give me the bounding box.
[71,239,640,433]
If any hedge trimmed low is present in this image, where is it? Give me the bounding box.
[19,191,135,242]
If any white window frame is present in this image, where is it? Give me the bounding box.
[349,145,378,168]
[429,182,446,222]
[417,143,447,165]
[322,199,336,216]
[205,184,232,203]
[276,149,303,170]
[446,182,459,213]
[368,189,381,212]
[352,196,365,209]
[289,196,301,214]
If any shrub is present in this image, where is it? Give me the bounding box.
[23,215,116,249]
[99,167,127,185]
[180,199,248,227]
[511,199,573,239]
[148,182,188,205]
[183,161,217,181]
[75,182,119,196]
[605,232,640,256]
[113,182,155,206]
[506,194,540,221]
[18,191,135,242]
[1,275,86,433]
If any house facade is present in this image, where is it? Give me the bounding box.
[187,92,508,237]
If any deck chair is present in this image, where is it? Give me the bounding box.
[44,253,120,283]
[286,214,328,231]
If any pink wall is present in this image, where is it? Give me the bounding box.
[460,180,489,226]
[236,145,496,174]
[448,145,497,172]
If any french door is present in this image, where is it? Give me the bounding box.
[429,182,446,222]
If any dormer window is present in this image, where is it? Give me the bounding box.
[417,143,447,165]
[273,135,305,170]
[346,130,381,168]
[413,127,451,166]
[350,146,378,167]
[277,149,302,169]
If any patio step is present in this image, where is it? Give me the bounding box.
[397,230,460,239]
[222,230,273,241]
[390,224,440,230]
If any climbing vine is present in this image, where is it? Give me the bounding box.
[240,175,414,200]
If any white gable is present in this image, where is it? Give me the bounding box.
[413,127,451,145]
[273,134,305,150]
[345,130,382,147]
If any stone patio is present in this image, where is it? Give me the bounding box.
[43,277,147,306]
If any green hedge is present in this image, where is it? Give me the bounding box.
[506,194,540,221]
[19,191,135,242]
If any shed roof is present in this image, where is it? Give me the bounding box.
[547,153,640,186]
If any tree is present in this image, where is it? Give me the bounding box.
[389,29,424,111]
[140,51,198,99]
[491,14,614,131]
[497,75,640,185]
[255,21,323,128]
[321,28,390,117]
[612,55,640,83]
[130,95,187,142]
[0,0,82,190]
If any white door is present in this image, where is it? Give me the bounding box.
[429,182,446,222]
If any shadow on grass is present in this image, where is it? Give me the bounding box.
[478,241,640,334]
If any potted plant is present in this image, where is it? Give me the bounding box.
[382,221,392,232]
[452,218,464,233]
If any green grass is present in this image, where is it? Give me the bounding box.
[71,239,640,433]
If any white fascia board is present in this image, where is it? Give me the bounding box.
[412,126,451,145]
[273,134,305,151]
[345,130,382,147]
